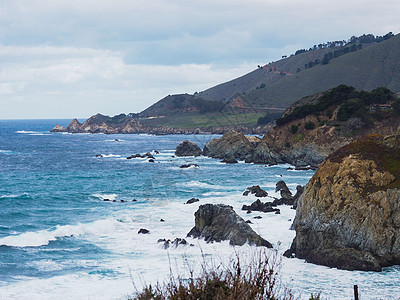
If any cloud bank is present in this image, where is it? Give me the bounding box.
[0,0,399,118]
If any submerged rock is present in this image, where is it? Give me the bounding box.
[180,164,199,168]
[175,140,203,157]
[187,204,272,247]
[287,135,400,271]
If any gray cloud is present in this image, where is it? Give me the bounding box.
[0,0,399,118]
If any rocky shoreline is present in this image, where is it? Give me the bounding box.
[50,115,272,135]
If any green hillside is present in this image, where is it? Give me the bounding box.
[198,33,400,110]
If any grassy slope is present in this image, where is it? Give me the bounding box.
[141,111,266,129]
[198,35,400,109]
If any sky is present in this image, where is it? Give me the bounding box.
[0,0,399,119]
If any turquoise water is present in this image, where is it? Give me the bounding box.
[0,120,399,299]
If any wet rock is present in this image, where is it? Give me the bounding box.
[180,164,199,168]
[175,140,203,157]
[158,238,188,249]
[187,204,272,247]
[138,228,150,234]
[186,198,200,204]
[148,159,155,163]
[243,185,268,197]
[241,199,279,213]
[221,155,238,164]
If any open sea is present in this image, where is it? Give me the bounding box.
[0,119,399,299]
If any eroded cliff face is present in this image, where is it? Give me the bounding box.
[288,135,400,271]
[253,115,351,168]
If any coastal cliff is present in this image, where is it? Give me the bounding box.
[203,85,400,168]
[286,134,400,271]
[50,113,271,135]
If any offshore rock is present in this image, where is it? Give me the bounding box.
[288,135,400,271]
[175,140,203,157]
[187,204,272,247]
[67,118,83,133]
[203,130,255,161]
[241,199,280,214]
[243,185,268,197]
[221,155,238,164]
[50,124,67,132]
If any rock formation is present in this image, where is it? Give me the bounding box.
[50,124,67,132]
[241,199,280,214]
[203,130,255,162]
[286,135,400,271]
[242,185,268,197]
[175,140,203,157]
[187,204,272,247]
[67,118,83,133]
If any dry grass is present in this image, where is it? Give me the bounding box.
[130,250,297,300]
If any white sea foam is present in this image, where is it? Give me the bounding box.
[181,180,227,190]
[15,130,39,134]
[91,193,118,201]
[0,218,120,247]
[98,154,121,158]
[29,133,51,136]
[0,193,29,199]
[0,149,13,154]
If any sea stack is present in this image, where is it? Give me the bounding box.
[287,134,400,271]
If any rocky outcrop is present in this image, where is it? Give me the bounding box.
[67,118,83,133]
[180,164,200,168]
[203,130,255,162]
[50,124,67,132]
[287,135,400,271]
[241,199,280,214]
[242,185,268,197]
[175,140,202,157]
[187,204,272,247]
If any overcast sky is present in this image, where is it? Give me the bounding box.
[0,0,399,119]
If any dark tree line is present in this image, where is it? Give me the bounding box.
[293,32,394,57]
[276,85,397,126]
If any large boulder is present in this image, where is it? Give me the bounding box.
[175,140,203,157]
[203,130,255,162]
[187,204,272,247]
[287,135,400,271]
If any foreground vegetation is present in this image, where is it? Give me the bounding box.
[130,251,321,300]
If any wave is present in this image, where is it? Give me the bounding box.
[0,218,120,247]
[97,154,121,158]
[0,149,13,154]
[29,133,51,136]
[0,193,30,200]
[91,193,118,201]
[182,181,227,190]
[15,130,39,134]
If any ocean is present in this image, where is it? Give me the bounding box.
[0,119,399,299]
